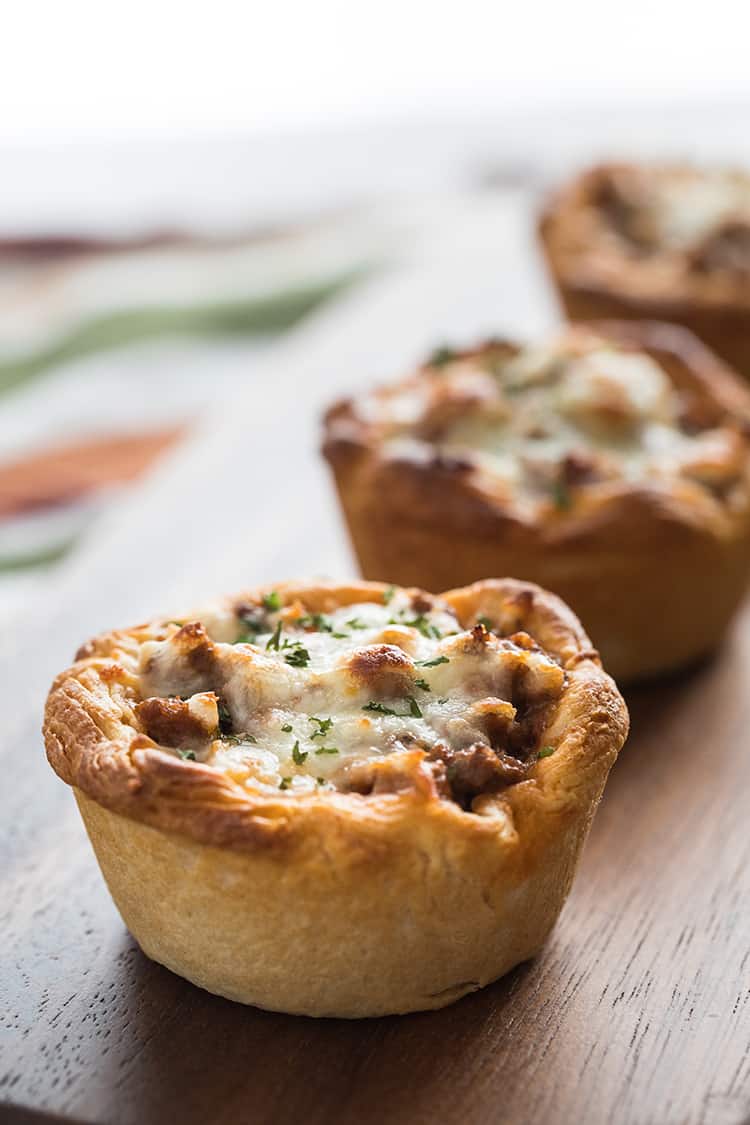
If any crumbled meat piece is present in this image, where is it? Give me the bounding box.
[430,743,527,806]
[410,593,435,615]
[505,698,556,760]
[136,692,219,751]
[561,450,604,486]
[471,697,517,746]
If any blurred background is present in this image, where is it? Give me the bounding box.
[2,0,749,625]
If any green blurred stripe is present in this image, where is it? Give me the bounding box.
[0,270,362,396]
[0,536,78,572]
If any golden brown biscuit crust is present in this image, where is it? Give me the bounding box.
[322,325,750,682]
[44,580,627,1016]
[539,163,750,378]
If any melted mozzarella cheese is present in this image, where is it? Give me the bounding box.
[137,591,565,795]
[375,339,733,504]
[651,171,750,249]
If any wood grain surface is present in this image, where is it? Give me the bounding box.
[1,216,749,1125]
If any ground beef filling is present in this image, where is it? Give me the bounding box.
[134,594,564,811]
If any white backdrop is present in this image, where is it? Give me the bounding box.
[4,0,750,140]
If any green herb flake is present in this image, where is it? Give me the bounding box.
[281,723,293,733]
[284,642,311,668]
[383,585,396,604]
[437,697,449,704]
[363,701,397,716]
[317,777,326,785]
[404,614,442,639]
[222,731,257,745]
[426,345,458,368]
[538,745,556,759]
[346,616,367,630]
[416,655,449,667]
[266,622,283,651]
[363,697,423,718]
[218,701,232,734]
[477,616,494,631]
[413,678,431,692]
[262,591,281,612]
[552,480,572,511]
[309,716,334,738]
[314,746,339,756]
[298,612,333,633]
[292,740,308,765]
[234,631,258,645]
[332,631,349,639]
[279,777,292,790]
[178,749,196,761]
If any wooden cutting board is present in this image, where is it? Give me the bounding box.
[1,214,749,1125]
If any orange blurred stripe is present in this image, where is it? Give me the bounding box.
[0,426,186,518]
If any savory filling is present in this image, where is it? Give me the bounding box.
[134,588,565,808]
[595,166,750,274]
[361,337,744,513]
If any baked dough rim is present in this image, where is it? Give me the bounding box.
[538,161,750,312]
[321,325,750,683]
[322,320,750,548]
[44,578,627,860]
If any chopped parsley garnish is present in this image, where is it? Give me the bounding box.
[292,740,308,765]
[403,615,442,639]
[281,723,293,733]
[223,732,257,745]
[477,616,494,630]
[314,746,339,755]
[437,697,449,704]
[363,697,422,718]
[383,585,396,604]
[346,616,367,630]
[283,642,311,668]
[309,716,333,738]
[332,631,349,639]
[538,745,556,759]
[262,591,281,612]
[279,777,292,790]
[266,622,283,651]
[413,678,431,692]
[218,701,233,734]
[234,605,265,643]
[416,655,449,667]
[363,701,397,716]
[317,777,326,785]
[552,480,572,511]
[235,630,258,644]
[426,345,458,368]
[178,749,196,761]
[298,612,333,633]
